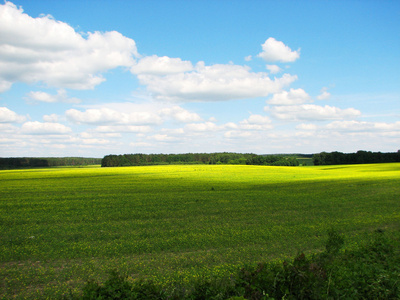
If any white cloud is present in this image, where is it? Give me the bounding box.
[317,87,331,100]
[326,120,400,132]
[26,89,81,103]
[258,38,300,63]
[43,114,59,122]
[244,114,272,125]
[129,141,152,148]
[0,2,138,91]
[0,123,18,132]
[296,123,317,130]
[81,138,110,145]
[244,55,252,61]
[131,55,193,75]
[65,103,203,136]
[148,134,180,142]
[374,122,400,131]
[326,120,370,131]
[224,131,254,139]
[0,106,26,123]
[160,128,185,135]
[266,64,282,74]
[66,108,162,125]
[159,106,202,123]
[94,125,152,133]
[268,104,361,121]
[21,121,72,134]
[268,88,311,105]
[80,131,121,139]
[0,137,17,144]
[137,62,297,102]
[0,80,12,93]
[184,121,221,132]
[237,114,273,130]
[220,114,274,141]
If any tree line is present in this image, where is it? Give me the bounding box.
[0,157,102,169]
[312,150,400,165]
[101,152,300,167]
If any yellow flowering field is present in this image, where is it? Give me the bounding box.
[1,163,399,298]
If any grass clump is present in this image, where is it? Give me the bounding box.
[78,229,400,299]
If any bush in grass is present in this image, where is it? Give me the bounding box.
[237,253,328,299]
[81,270,135,299]
[79,229,400,299]
[236,229,399,299]
[81,270,166,300]
[325,228,344,255]
[324,230,400,299]
[188,276,238,300]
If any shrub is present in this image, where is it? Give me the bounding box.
[78,229,400,299]
[325,228,344,255]
[81,270,166,299]
[81,270,135,299]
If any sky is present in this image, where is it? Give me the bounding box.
[0,0,399,157]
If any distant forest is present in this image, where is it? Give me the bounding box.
[312,150,400,165]
[0,157,102,169]
[2,150,398,169]
[101,153,301,167]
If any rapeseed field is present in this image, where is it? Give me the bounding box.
[1,164,399,298]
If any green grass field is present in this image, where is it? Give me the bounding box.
[1,163,399,298]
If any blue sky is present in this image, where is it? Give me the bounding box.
[0,0,399,157]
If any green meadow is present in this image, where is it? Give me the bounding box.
[1,163,399,298]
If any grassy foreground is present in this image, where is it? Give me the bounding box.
[1,163,399,298]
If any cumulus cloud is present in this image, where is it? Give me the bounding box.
[0,106,26,123]
[244,114,272,125]
[296,123,317,130]
[0,80,12,93]
[326,120,400,132]
[147,134,180,142]
[317,87,331,100]
[131,55,193,75]
[184,121,221,132]
[265,87,362,122]
[43,114,59,122]
[237,114,273,130]
[266,64,282,74]
[258,38,300,63]
[268,104,361,121]
[65,103,202,129]
[137,62,297,102]
[21,121,72,134]
[224,131,254,139]
[26,89,81,103]
[0,2,138,91]
[267,88,311,105]
[159,106,202,123]
[80,131,121,139]
[94,125,153,133]
[222,114,273,140]
[81,138,110,145]
[66,108,162,126]
[0,123,17,132]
